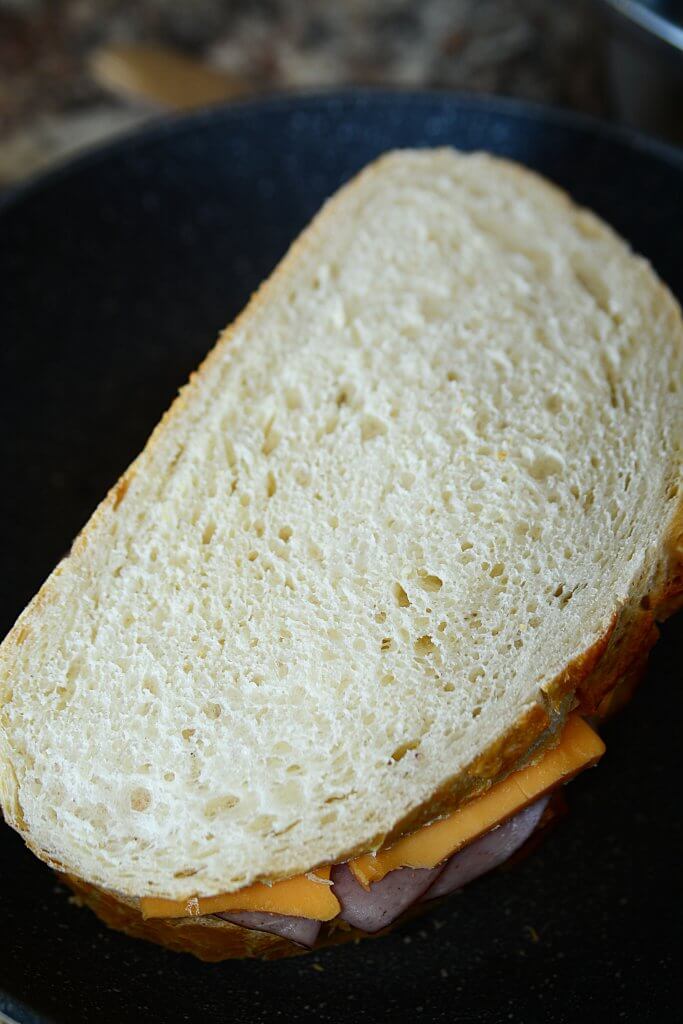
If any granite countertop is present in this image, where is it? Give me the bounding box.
[0,0,606,186]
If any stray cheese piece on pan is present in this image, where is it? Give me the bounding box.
[141,867,339,920]
[349,714,604,887]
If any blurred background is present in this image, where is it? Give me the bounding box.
[0,0,682,187]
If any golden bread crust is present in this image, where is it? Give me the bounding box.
[62,873,413,960]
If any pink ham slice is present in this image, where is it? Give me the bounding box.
[422,795,551,901]
[331,862,444,934]
[332,796,551,933]
[215,795,551,942]
[215,910,321,948]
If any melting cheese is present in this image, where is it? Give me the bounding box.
[140,715,604,918]
[349,714,604,886]
[141,866,339,920]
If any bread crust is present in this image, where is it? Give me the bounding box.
[62,875,310,960]
[61,873,425,960]
[1,150,681,915]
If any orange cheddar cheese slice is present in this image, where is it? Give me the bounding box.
[140,866,340,920]
[349,714,604,887]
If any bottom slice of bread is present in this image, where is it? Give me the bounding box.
[62,873,404,960]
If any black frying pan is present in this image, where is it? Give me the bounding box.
[0,91,681,1024]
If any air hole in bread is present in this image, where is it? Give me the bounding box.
[360,415,387,442]
[285,388,301,411]
[528,451,564,480]
[65,658,82,683]
[204,795,240,819]
[414,635,436,656]
[417,573,443,592]
[249,814,275,835]
[391,739,420,762]
[201,521,216,545]
[323,414,339,436]
[130,787,151,812]
[262,419,280,456]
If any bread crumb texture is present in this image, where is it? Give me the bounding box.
[1,150,681,899]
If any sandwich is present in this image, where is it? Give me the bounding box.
[0,149,681,961]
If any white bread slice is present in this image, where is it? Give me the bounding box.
[0,149,681,905]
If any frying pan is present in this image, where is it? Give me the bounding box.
[0,91,681,1024]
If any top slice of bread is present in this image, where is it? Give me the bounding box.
[1,150,681,901]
